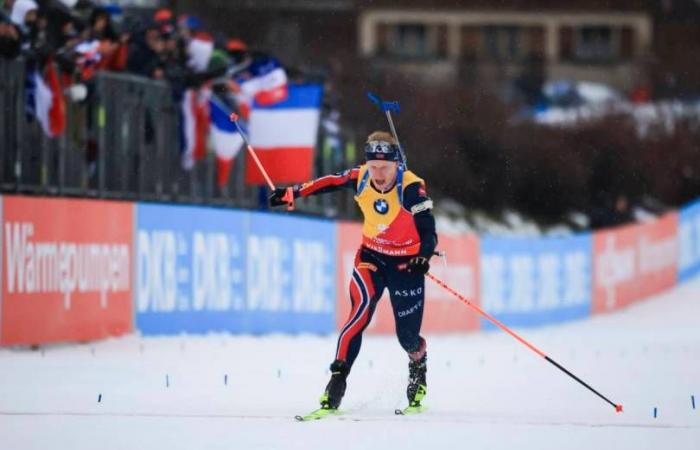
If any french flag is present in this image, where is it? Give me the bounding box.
[234,55,288,119]
[180,88,210,170]
[245,84,322,185]
[209,97,244,187]
[30,61,65,138]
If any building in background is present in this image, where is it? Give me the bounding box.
[358,0,652,93]
[183,0,658,92]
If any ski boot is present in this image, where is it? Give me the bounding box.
[407,353,427,407]
[319,360,349,410]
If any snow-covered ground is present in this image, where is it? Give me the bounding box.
[2,278,699,450]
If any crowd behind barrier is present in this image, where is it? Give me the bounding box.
[0,0,358,218]
[1,193,699,346]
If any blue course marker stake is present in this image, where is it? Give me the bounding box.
[692,395,696,410]
[98,394,102,403]
[653,407,657,418]
[166,374,170,388]
[224,374,228,386]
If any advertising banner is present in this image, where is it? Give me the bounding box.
[246,211,336,333]
[592,213,678,314]
[0,194,2,339]
[136,205,336,335]
[480,234,592,328]
[678,199,700,282]
[1,196,133,345]
[336,222,480,333]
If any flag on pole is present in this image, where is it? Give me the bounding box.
[74,39,102,81]
[29,61,66,138]
[180,88,210,170]
[245,84,322,185]
[232,54,288,119]
[209,96,244,187]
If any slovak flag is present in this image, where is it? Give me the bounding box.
[30,61,66,138]
[209,97,244,187]
[180,88,210,170]
[245,84,322,185]
[234,55,288,119]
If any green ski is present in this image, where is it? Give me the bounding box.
[295,407,342,421]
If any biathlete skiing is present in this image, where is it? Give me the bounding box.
[269,130,437,418]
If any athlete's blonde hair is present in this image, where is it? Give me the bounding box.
[366,131,396,144]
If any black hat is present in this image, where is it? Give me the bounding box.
[364,140,400,162]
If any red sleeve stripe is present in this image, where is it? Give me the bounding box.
[299,168,359,196]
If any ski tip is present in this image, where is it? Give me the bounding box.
[396,405,427,415]
[615,404,624,413]
[295,408,341,421]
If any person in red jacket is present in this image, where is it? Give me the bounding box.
[270,130,437,411]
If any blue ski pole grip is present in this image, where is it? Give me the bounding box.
[384,101,400,113]
[367,92,382,107]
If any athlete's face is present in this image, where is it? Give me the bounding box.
[367,160,398,191]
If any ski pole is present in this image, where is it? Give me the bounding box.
[425,271,623,413]
[229,112,294,211]
[367,92,408,168]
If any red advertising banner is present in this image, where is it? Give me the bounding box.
[336,222,480,333]
[1,196,133,345]
[592,212,678,314]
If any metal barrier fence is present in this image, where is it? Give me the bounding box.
[0,58,358,218]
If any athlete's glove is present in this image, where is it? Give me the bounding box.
[269,187,290,207]
[407,256,430,275]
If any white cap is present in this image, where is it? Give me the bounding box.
[10,0,38,27]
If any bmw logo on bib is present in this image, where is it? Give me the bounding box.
[374,199,389,215]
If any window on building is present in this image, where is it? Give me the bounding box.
[483,26,521,61]
[375,22,447,60]
[395,24,428,58]
[574,26,618,62]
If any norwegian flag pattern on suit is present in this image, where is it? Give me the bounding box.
[245,84,322,185]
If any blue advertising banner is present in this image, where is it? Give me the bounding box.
[0,194,2,337]
[136,204,335,335]
[246,212,336,333]
[678,199,700,282]
[479,234,592,328]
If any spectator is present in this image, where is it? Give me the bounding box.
[53,17,82,77]
[88,6,116,41]
[88,6,127,72]
[0,11,21,58]
[1,0,14,15]
[127,21,164,79]
[153,7,173,29]
[9,0,37,52]
[589,194,634,229]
